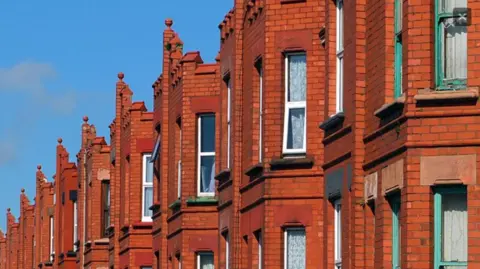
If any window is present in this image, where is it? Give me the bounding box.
[284,228,306,269]
[258,63,263,162]
[283,53,307,154]
[224,232,230,269]
[140,267,152,269]
[49,216,54,261]
[197,252,214,269]
[142,154,154,222]
[394,0,403,98]
[197,114,216,197]
[177,255,182,269]
[102,180,111,237]
[435,0,467,88]
[257,231,262,269]
[151,133,161,163]
[390,194,401,269]
[334,200,342,269]
[434,186,467,269]
[178,122,182,199]
[227,79,232,169]
[73,200,78,251]
[336,0,344,113]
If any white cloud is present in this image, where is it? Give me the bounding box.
[0,61,77,114]
[0,61,78,166]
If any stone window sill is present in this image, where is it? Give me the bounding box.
[414,87,478,102]
[319,112,345,131]
[168,199,181,210]
[244,163,264,178]
[270,156,314,170]
[214,168,231,183]
[374,95,405,118]
[186,197,218,206]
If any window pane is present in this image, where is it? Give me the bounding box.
[288,54,306,102]
[442,193,467,262]
[200,156,215,194]
[199,253,214,269]
[286,108,305,150]
[144,187,153,217]
[145,156,154,183]
[440,0,467,13]
[395,0,402,33]
[286,229,306,269]
[442,20,467,81]
[201,115,216,153]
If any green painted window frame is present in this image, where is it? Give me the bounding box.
[394,0,403,98]
[434,185,468,269]
[389,193,401,269]
[435,0,467,90]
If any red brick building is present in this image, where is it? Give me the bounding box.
[2,0,480,269]
[108,73,154,269]
[152,21,221,269]
[34,165,55,268]
[78,117,111,269]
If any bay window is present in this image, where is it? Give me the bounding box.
[197,114,216,197]
[435,0,467,88]
[73,200,78,251]
[283,53,307,154]
[334,200,342,269]
[434,186,468,269]
[336,0,344,113]
[142,154,154,222]
[394,0,403,98]
[197,252,214,269]
[284,228,306,269]
[390,194,401,269]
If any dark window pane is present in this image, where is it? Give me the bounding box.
[201,115,216,152]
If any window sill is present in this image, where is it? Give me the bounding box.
[270,156,314,170]
[414,87,478,102]
[244,163,264,178]
[186,197,218,206]
[214,168,231,183]
[93,238,109,245]
[149,202,161,216]
[319,112,345,131]
[168,199,181,210]
[374,95,405,118]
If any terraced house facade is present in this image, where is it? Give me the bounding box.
[1,0,479,268]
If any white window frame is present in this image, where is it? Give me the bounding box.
[178,127,182,199]
[227,79,232,169]
[282,52,307,154]
[197,115,216,197]
[73,201,78,251]
[336,0,344,114]
[142,153,154,222]
[334,199,342,269]
[225,232,230,269]
[49,216,54,260]
[151,133,161,162]
[258,231,262,269]
[197,252,214,269]
[284,227,306,269]
[259,66,263,162]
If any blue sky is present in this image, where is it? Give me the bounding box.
[0,1,232,230]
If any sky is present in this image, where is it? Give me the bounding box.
[0,0,232,230]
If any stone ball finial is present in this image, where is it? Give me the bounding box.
[165,18,173,28]
[37,165,42,170]
[118,72,124,80]
[58,138,63,144]
[7,208,10,213]
[83,116,89,123]
[21,188,25,193]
